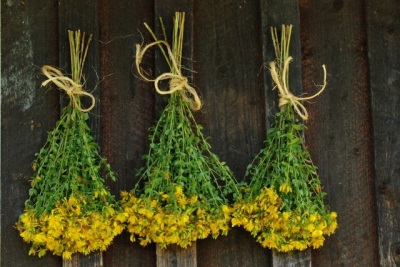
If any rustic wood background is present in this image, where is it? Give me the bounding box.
[2,0,399,266]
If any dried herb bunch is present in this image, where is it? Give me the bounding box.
[16,31,126,259]
[121,12,242,248]
[232,25,337,252]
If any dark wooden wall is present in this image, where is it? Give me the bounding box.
[2,0,399,266]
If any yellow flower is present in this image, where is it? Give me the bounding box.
[231,217,242,227]
[279,183,292,193]
[311,237,325,249]
[138,208,153,219]
[312,229,323,238]
[330,212,337,219]
[116,212,128,223]
[178,197,188,207]
[62,251,72,260]
[179,215,189,225]
[174,186,183,198]
[244,221,255,231]
[190,195,198,204]
[282,212,291,221]
[33,233,46,243]
[120,191,129,198]
[68,196,77,206]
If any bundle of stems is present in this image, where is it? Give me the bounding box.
[122,12,243,248]
[232,25,337,252]
[16,30,126,259]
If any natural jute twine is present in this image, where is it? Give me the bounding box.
[41,65,95,112]
[269,57,327,120]
[135,40,201,111]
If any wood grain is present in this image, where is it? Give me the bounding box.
[261,0,303,126]
[157,245,197,267]
[193,1,269,266]
[299,0,379,265]
[99,1,156,266]
[1,1,61,266]
[1,0,395,266]
[366,0,400,266]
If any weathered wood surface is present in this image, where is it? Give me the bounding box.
[299,0,379,266]
[193,1,270,266]
[1,0,395,266]
[63,254,102,267]
[99,1,157,267]
[1,1,61,266]
[157,245,197,267]
[366,0,400,266]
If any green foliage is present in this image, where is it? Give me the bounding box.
[134,92,242,209]
[245,104,327,214]
[27,104,116,215]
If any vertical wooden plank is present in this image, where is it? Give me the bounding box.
[58,0,100,139]
[0,3,2,263]
[63,254,102,267]
[260,1,311,266]
[261,0,303,127]
[299,0,379,265]
[193,1,270,266]
[1,0,61,266]
[99,1,156,266]
[58,1,102,266]
[157,244,197,267]
[366,1,400,266]
[153,2,197,266]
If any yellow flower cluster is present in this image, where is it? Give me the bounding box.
[16,194,127,259]
[232,187,338,252]
[121,186,232,248]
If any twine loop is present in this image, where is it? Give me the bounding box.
[136,40,201,111]
[41,65,95,112]
[269,57,327,120]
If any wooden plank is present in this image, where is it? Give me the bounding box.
[58,0,100,140]
[193,1,270,266]
[272,251,310,267]
[98,1,156,266]
[261,0,304,126]
[63,254,102,267]
[1,0,61,266]
[153,2,197,266]
[260,1,311,266]
[365,1,400,266]
[157,245,197,267]
[58,1,102,266]
[299,0,379,265]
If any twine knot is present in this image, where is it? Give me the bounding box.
[136,40,201,111]
[41,65,95,112]
[269,57,327,120]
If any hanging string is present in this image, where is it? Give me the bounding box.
[41,65,95,112]
[135,40,202,111]
[269,57,327,120]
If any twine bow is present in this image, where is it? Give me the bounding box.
[135,40,202,111]
[41,65,95,112]
[269,57,327,120]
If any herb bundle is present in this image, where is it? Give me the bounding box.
[121,12,242,248]
[16,31,126,259]
[232,25,337,252]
